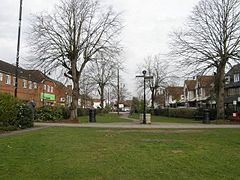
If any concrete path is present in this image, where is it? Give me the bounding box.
[34,122,240,129]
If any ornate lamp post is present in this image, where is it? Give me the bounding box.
[136,70,153,124]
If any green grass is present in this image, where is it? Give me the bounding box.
[79,113,132,123]
[1,127,240,179]
[129,113,199,123]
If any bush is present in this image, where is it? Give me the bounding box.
[0,93,19,127]
[154,108,217,120]
[0,93,34,130]
[154,108,197,119]
[77,108,89,116]
[62,107,71,119]
[17,103,34,129]
[35,106,64,122]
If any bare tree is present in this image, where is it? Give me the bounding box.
[137,54,173,109]
[28,0,122,120]
[170,0,240,120]
[85,54,118,109]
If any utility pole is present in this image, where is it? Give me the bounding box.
[14,0,23,97]
[117,68,120,115]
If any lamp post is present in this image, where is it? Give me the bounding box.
[136,70,153,124]
[14,0,23,97]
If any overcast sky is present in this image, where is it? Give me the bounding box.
[0,0,200,96]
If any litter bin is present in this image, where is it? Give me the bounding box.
[203,109,210,124]
[89,109,96,123]
[232,112,239,121]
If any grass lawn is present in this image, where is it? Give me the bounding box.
[1,127,240,179]
[78,113,132,123]
[129,113,200,123]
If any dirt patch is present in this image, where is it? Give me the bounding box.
[172,150,184,154]
[0,126,48,137]
[97,129,203,134]
[142,138,175,142]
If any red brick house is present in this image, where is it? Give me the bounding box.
[0,60,70,107]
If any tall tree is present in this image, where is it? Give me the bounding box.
[29,0,122,120]
[170,0,240,119]
[85,54,118,109]
[137,55,172,109]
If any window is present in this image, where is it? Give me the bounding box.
[0,73,2,81]
[29,81,32,89]
[47,85,50,92]
[50,86,53,93]
[34,82,37,89]
[13,77,16,87]
[225,76,230,84]
[5,75,11,85]
[23,79,27,88]
[234,74,240,82]
[44,84,47,91]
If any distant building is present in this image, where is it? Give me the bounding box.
[183,76,215,108]
[164,86,184,107]
[225,64,240,109]
[184,80,197,107]
[0,59,71,107]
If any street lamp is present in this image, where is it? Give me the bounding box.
[136,70,153,124]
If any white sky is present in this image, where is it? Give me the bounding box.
[0,0,200,96]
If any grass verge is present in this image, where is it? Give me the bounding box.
[0,127,240,179]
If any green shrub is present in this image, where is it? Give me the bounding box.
[35,106,64,122]
[154,108,197,119]
[154,108,217,120]
[77,108,89,116]
[17,103,34,129]
[0,93,34,130]
[62,107,71,119]
[0,93,19,127]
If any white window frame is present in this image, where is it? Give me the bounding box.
[5,75,11,85]
[23,79,27,88]
[234,74,239,82]
[44,84,47,91]
[13,77,16,87]
[47,85,50,92]
[0,73,2,81]
[50,86,53,93]
[225,76,230,84]
[34,82,37,89]
[29,81,32,89]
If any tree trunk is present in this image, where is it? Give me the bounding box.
[100,85,104,109]
[151,89,155,109]
[216,63,226,120]
[70,84,80,120]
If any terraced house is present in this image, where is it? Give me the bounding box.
[0,59,71,107]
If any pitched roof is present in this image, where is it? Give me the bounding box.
[226,64,240,75]
[184,80,196,91]
[165,86,183,100]
[197,76,215,88]
[0,59,62,84]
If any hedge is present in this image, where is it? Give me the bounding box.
[35,106,70,122]
[0,93,33,130]
[154,108,217,120]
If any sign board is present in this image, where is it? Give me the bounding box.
[144,76,153,80]
[41,93,55,101]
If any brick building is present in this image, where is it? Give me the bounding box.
[0,60,71,107]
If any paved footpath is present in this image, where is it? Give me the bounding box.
[34,122,240,129]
